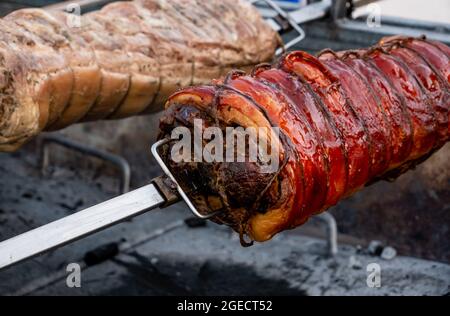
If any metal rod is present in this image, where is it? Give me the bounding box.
[0,184,165,270]
[336,19,450,45]
[315,213,338,256]
[40,134,131,194]
[12,220,184,296]
[151,139,218,220]
[252,0,306,54]
[284,0,332,24]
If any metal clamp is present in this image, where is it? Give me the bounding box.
[151,138,218,219]
[151,175,180,208]
[250,0,306,55]
[40,134,131,194]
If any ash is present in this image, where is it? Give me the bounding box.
[0,133,448,296]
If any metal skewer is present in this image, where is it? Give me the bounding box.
[0,139,210,270]
[0,184,165,270]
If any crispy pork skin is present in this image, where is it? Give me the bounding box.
[159,37,449,245]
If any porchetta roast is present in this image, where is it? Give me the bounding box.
[159,36,450,246]
[0,0,280,151]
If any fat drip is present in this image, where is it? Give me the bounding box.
[159,36,450,245]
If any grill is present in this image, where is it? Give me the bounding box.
[0,0,449,296]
